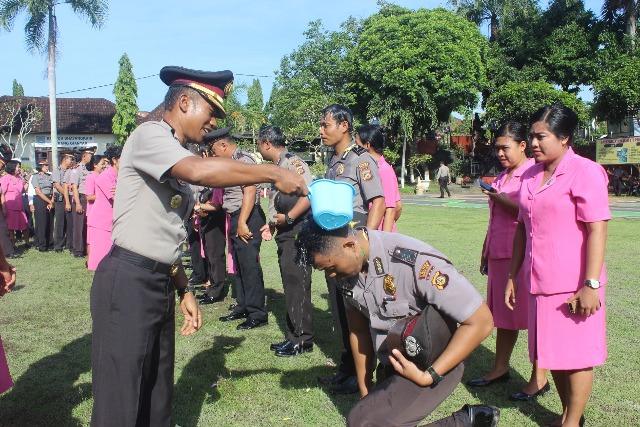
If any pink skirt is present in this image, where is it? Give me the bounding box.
[528,287,607,370]
[4,209,27,231]
[88,228,112,271]
[487,258,528,330]
[0,336,13,394]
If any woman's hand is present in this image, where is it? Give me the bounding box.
[236,222,252,243]
[388,349,433,387]
[567,287,601,317]
[505,277,517,310]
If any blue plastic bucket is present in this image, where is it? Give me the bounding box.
[308,179,355,230]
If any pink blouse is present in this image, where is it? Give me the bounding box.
[89,166,117,232]
[84,171,99,217]
[0,174,26,211]
[517,148,611,295]
[374,156,400,231]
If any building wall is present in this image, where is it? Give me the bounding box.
[6,133,116,167]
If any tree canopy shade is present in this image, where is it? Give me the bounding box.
[112,53,138,145]
[0,0,108,166]
[485,80,587,127]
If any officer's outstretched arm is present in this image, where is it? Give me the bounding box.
[171,156,308,196]
[345,305,375,397]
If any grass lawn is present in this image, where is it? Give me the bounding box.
[0,204,638,426]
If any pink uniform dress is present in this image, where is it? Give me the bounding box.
[87,166,117,271]
[484,158,534,330]
[0,336,12,394]
[518,147,610,370]
[0,174,28,231]
[375,156,401,231]
[84,171,99,248]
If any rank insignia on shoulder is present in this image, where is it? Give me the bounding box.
[431,271,449,290]
[373,257,384,275]
[336,163,345,176]
[352,145,367,155]
[418,260,433,280]
[358,162,372,181]
[383,274,396,296]
[170,194,183,209]
[391,247,418,266]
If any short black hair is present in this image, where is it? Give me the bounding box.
[258,125,286,147]
[495,121,528,142]
[164,85,199,111]
[295,220,350,265]
[322,104,353,132]
[104,145,123,164]
[529,103,578,145]
[5,160,19,175]
[86,154,103,172]
[356,124,385,154]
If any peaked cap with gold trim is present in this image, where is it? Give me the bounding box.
[159,66,234,118]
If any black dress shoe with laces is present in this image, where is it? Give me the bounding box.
[509,381,551,401]
[275,341,313,357]
[329,375,358,395]
[466,372,510,387]
[219,312,248,322]
[463,404,500,427]
[270,340,290,351]
[199,295,224,305]
[237,318,268,330]
[318,370,351,385]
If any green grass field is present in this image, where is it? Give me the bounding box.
[0,204,638,426]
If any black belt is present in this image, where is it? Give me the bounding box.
[110,245,177,276]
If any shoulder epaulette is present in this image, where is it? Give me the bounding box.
[352,145,367,156]
[285,152,293,159]
[390,246,419,266]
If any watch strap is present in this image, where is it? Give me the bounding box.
[425,365,444,387]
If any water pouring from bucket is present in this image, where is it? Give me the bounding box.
[308,179,355,230]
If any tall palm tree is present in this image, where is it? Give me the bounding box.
[602,0,638,43]
[0,0,108,166]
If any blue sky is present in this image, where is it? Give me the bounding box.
[2,0,602,111]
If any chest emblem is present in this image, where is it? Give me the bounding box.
[404,336,422,357]
[431,271,449,290]
[418,260,433,280]
[336,163,345,176]
[170,194,183,209]
[383,274,397,296]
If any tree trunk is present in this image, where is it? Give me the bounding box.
[489,13,498,42]
[627,1,637,47]
[48,6,59,168]
[400,133,407,188]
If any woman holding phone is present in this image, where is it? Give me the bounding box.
[468,122,548,400]
[506,104,610,427]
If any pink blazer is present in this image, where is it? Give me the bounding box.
[89,166,117,232]
[0,174,25,211]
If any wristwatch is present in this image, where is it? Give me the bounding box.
[176,284,195,298]
[584,279,601,289]
[425,365,444,387]
[285,213,295,225]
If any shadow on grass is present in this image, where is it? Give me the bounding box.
[463,343,557,425]
[0,334,92,427]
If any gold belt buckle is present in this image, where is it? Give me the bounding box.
[169,263,180,277]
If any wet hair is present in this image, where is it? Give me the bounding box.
[258,125,286,147]
[5,160,19,175]
[322,104,353,133]
[295,221,351,265]
[103,145,123,164]
[529,103,578,145]
[164,85,199,111]
[356,124,385,154]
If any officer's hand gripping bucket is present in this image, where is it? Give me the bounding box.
[308,179,355,230]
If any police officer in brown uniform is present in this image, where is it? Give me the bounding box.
[296,222,500,427]
[90,66,307,427]
[319,104,385,393]
[257,125,315,356]
[62,156,76,251]
[209,129,269,330]
[31,159,54,251]
[52,153,74,252]
[70,149,92,256]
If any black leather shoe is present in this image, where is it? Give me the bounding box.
[275,341,313,357]
[318,370,351,385]
[466,372,510,387]
[237,318,268,330]
[228,302,238,311]
[199,295,224,305]
[219,312,247,322]
[329,375,358,395]
[270,340,290,351]
[509,381,551,401]
[464,404,500,427]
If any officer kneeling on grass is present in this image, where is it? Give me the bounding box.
[296,222,500,427]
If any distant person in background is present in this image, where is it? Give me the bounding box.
[52,153,74,252]
[356,124,401,231]
[611,166,624,196]
[87,146,121,271]
[31,159,55,252]
[467,122,548,401]
[85,155,107,259]
[0,159,14,258]
[0,244,17,395]
[70,150,92,257]
[435,161,451,198]
[0,160,29,247]
[62,156,76,252]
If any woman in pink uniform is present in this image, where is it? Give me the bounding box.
[0,161,28,245]
[468,122,548,399]
[87,146,121,271]
[356,124,401,231]
[0,244,17,394]
[85,155,108,261]
[506,104,610,427]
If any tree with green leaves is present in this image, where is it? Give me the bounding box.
[246,79,265,148]
[602,0,638,42]
[11,79,23,96]
[112,53,138,145]
[0,0,108,166]
[449,0,537,41]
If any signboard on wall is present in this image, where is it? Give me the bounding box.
[34,135,98,148]
[596,137,640,164]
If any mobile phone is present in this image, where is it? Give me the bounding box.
[478,180,496,193]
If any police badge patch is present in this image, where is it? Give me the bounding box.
[383,274,397,296]
[336,163,345,176]
[431,271,449,290]
[418,261,432,280]
[170,194,183,209]
[358,162,372,181]
[292,159,305,175]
